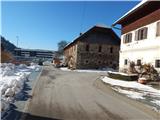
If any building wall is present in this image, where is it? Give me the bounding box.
[64,43,78,68]
[120,20,160,72]
[14,49,54,59]
[76,42,119,69]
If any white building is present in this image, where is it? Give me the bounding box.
[113,0,160,72]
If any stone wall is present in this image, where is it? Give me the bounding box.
[76,42,119,69]
[64,44,77,69]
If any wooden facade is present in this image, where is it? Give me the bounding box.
[113,1,160,34]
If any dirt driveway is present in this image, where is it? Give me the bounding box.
[22,65,159,120]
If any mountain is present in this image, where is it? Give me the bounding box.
[1,36,17,54]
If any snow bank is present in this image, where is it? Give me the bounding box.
[102,77,160,94]
[112,87,145,99]
[0,63,40,112]
[151,100,160,107]
[101,76,160,109]
[60,67,115,73]
[28,62,41,72]
[108,71,137,76]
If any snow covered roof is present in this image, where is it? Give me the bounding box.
[14,48,54,53]
[113,0,148,26]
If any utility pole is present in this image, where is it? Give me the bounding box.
[16,36,19,47]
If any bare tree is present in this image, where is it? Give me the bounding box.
[57,40,68,55]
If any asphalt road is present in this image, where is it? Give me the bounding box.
[21,65,159,120]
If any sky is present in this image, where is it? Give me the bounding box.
[1,1,139,51]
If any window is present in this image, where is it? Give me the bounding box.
[135,27,148,40]
[98,45,102,52]
[30,51,36,57]
[156,22,160,36]
[98,61,101,64]
[86,44,89,52]
[155,60,160,68]
[124,59,127,65]
[123,33,132,43]
[85,60,89,64]
[110,47,113,53]
[17,51,21,56]
[137,59,141,66]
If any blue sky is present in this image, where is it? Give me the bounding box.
[2,1,139,50]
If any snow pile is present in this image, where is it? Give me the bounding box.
[60,67,114,73]
[0,63,15,76]
[101,76,160,107]
[108,71,137,76]
[102,77,160,94]
[28,62,41,72]
[112,87,145,99]
[60,67,71,71]
[0,63,40,112]
[151,100,160,106]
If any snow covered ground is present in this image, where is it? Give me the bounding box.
[60,67,115,73]
[101,76,160,111]
[0,63,40,113]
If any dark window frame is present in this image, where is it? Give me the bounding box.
[135,27,148,40]
[124,59,127,65]
[30,51,36,57]
[110,47,113,53]
[98,61,101,64]
[86,44,89,52]
[85,60,89,64]
[98,45,102,52]
[137,59,141,66]
[155,60,160,68]
[123,33,132,43]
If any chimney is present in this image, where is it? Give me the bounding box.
[79,33,83,36]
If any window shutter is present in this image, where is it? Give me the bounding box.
[143,27,148,39]
[123,35,126,43]
[156,22,160,36]
[129,33,132,42]
[135,31,138,41]
[126,35,128,43]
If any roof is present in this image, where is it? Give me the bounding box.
[112,0,148,26]
[64,25,120,50]
[14,48,55,53]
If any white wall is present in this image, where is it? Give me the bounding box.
[119,20,160,72]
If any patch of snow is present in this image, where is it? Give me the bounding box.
[151,100,160,107]
[113,87,145,100]
[101,76,160,110]
[0,63,40,113]
[108,71,137,76]
[60,67,71,71]
[139,77,147,80]
[102,76,160,94]
[60,67,115,73]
